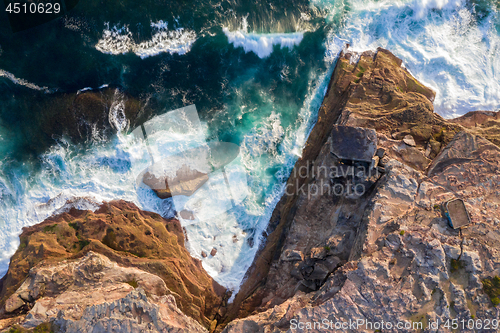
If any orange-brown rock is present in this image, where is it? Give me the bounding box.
[0,200,226,329]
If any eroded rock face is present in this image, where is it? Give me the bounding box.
[220,48,500,332]
[55,288,208,333]
[299,129,500,333]
[0,201,226,330]
[5,252,169,327]
[1,254,211,333]
[3,252,208,332]
[2,48,500,333]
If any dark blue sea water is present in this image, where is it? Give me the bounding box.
[0,0,498,293]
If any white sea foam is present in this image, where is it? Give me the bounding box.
[77,84,109,95]
[108,89,129,132]
[315,0,500,118]
[96,21,197,58]
[0,69,51,93]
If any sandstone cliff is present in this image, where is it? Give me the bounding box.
[0,200,226,332]
[220,48,500,332]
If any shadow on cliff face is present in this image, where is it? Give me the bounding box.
[0,83,156,160]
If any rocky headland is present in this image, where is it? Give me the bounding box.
[1,48,499,332]
[0,201,226,332]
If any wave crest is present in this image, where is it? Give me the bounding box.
[95,21,197,58]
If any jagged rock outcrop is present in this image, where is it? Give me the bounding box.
[11,86,153,157]
[220,48,500,332]
[2,252,208,332]
[0,201,226,331]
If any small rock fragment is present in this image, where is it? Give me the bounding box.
[179,210,196,220]
[403,135,416,147]
[201,251,207,258]
[210,248,217,256]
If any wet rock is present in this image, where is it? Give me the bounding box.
[201,251,207,258]
[210,248,218,257]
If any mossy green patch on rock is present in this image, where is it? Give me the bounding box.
[42,225,57,233]
[482,276,500,306]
